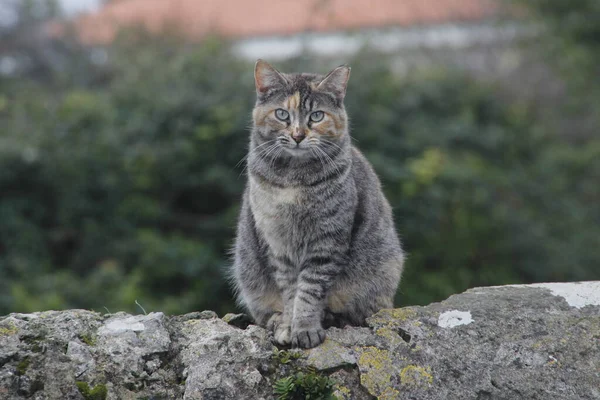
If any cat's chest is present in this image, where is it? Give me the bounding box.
[249,177,313,257]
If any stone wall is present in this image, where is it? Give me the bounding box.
[1,282,599,399]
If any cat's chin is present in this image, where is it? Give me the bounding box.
[282,146,312,157]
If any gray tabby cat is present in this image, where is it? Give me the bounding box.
[231,60,404,349]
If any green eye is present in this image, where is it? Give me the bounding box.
[310,111,324,122]
[275,109,289,121]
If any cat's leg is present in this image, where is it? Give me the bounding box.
[270,255,300,346]
[266,289,294,346]
[290,257,341,348]
[326,258,401,327]
[236,269,283,328]
[233,204,287,337]
[326,294,391,327]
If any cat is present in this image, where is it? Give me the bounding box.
[231,60,404,349]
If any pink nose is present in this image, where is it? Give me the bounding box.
[292,128,306,143]
[292,133,306,143]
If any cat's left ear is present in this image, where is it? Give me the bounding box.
[317,65,351,101]
[255,59,287,97]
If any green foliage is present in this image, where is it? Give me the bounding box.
[273,368,336,400]
[76,382,108,400]
[0,28,598,315]
[513,0,600,132]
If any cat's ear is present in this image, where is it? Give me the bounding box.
[254,59,287,97]
[317,65,351,101]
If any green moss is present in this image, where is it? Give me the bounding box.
[16,357,30,375]
[20,330,48,354]
[79,333,97,346]
[399,365,433,387]
[76,382,108,400]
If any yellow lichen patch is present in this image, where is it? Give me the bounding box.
[371,308,417,325]
[388,308,418,321]
[379,386,401,400]
[399,365,433,388]
[356,346,394,398]
[333,384,351,399]
[531,337,553,350]
[0,321,18,337]
[375,327,407,347]
[305,338,354,370]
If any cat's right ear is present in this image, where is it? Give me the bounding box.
[255,59,287,98]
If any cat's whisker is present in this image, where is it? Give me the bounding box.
[239,141,280,177]
[319,139,345,158]
[236,140,276,169]
[315,145,342,177]
[310,146,326,171]
[313,146,331,171]
[258,143,282,165]
[269,147,285,171]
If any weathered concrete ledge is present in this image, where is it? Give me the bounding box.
[1,282,599,399]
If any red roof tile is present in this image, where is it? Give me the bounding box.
[55,0,502,44]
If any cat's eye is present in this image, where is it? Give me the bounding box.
[275,109,289,121]
[310,111,324,122]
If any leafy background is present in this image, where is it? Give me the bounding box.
[0,0,598,316]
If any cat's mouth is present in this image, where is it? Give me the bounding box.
[283,144,311,155]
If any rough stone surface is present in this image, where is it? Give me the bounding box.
[1,282,599,399]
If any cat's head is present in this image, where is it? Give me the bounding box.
[251,60,350,160]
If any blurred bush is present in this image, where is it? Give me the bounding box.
[0,28,598,315]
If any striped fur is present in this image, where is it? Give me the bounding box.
[231,60,404,348]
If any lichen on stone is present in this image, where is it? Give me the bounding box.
[333,384,351,399]
[399,365,433,387]
[378,386,401,400]
[356,346,394,397]
[375,327,407,346]
[371,308,417,324]
[305,338,356,370]
[0,321,18,336]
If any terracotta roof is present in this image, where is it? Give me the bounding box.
[52,0,502,44]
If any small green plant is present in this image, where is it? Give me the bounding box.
[273,348,303,364]
[16,357,30,375]
[273,367,336,400]
[76,381,108,400]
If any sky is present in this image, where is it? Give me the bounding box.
[0,0,101,28]
[57,0,102,16]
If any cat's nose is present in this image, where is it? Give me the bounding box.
[292,129,306,144]
[292,133,305,144]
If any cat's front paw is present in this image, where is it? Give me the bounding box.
[267,313,291,346]
[291,328,326,349]
[274,324,291,345]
